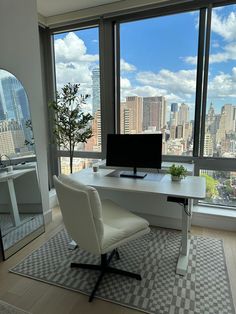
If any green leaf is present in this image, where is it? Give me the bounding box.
[48,83,94,172]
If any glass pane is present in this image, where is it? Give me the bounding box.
[200,169,236,207]
[120,11,199,156]
[53,28,101,153]
[60,157,101,175]
[204,4,236,158]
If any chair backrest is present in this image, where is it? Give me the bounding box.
[53,175,104,255]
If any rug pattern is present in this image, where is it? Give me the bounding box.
[10,228,235,314]
[0,299,30,314]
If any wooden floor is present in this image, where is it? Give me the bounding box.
[0,207,235,314]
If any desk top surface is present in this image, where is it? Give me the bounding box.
[0,168,34,182]
[69,168,206,200]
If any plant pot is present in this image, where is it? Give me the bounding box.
[171,175,182,182]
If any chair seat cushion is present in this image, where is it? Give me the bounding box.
[101,199,149,252]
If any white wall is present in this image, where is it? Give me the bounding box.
[0,0,50,221]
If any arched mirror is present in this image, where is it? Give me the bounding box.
[0,69,44,260]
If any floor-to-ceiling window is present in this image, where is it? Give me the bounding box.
[53,26,102,174]
[49,1,236,208]
[198,3,236,208]
[203,4,236,159]
[119,11,199,157]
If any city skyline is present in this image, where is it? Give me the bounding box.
[54,4,236,117]
[0,70,34,159]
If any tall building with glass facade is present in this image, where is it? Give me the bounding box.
[92,68,100,115]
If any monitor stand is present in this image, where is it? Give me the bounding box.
[120,167,147,179]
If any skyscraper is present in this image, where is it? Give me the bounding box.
[92,68,100,115]
[205,103,219,152]
[0,94,5,121]
[216,104,235,144]
[17,87,30,121]
[120,107,132,134]
[143,96,167,132]
[93,110,101,150]
[171,103,178,112]
[170,103,178,127]
[0,120,25,156]
[1,76,23,122]
[178,103,189,125]
[204,132,214,156]
[120,96,143,134]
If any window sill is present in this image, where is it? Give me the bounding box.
[193,205,236,218]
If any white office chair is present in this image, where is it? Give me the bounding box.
[53,174,150,302]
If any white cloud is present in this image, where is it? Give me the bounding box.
[136,69,197,96]
[120,59,136,72]
[120,65,236,104]
[54,32,99,101]
[209,42,236,63]
[211,10,236,42]
[212,40,220,48]
[208,67,236,99]
[55,63,92,86]
[184,42,236,65]
[121,85,166,100]
[120,77,131,89]
[184,56,197,65]
[165,93,185,103]
[120,81,185,104]
[55,32,98,64]
[184,9,236,65]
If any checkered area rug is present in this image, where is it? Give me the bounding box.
[9,228,235,314]
[0,300,30,314]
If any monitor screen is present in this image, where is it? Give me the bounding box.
[106,134,162,169]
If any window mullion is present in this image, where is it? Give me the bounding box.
[199,5,212,157]
[99,19,116,159]
[193,8,207,159]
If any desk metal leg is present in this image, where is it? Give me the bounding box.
[176,202,190,276]
[7,179,21,227]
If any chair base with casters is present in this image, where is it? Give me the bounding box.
[71,248,141,302]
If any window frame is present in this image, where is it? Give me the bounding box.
[44,0,236,210]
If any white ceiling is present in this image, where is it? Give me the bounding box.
[37,0,124,17]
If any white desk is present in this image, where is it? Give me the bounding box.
[0,169,34,227]
[69,168,206,275]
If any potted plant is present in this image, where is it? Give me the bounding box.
[49,83,93,174]
[168,164,188,181]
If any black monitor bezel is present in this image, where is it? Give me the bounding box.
[106,133,162,170]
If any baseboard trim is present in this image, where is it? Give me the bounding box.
[137,211,236,231]
[49,189,58,208]
[43,209,52,225]
[192,212,236,231]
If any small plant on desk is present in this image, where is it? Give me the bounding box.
[168,164,188,181]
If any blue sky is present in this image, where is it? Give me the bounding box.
[120,12,199,72]
[54,4,236,118]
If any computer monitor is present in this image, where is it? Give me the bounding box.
[106,134,162,178]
